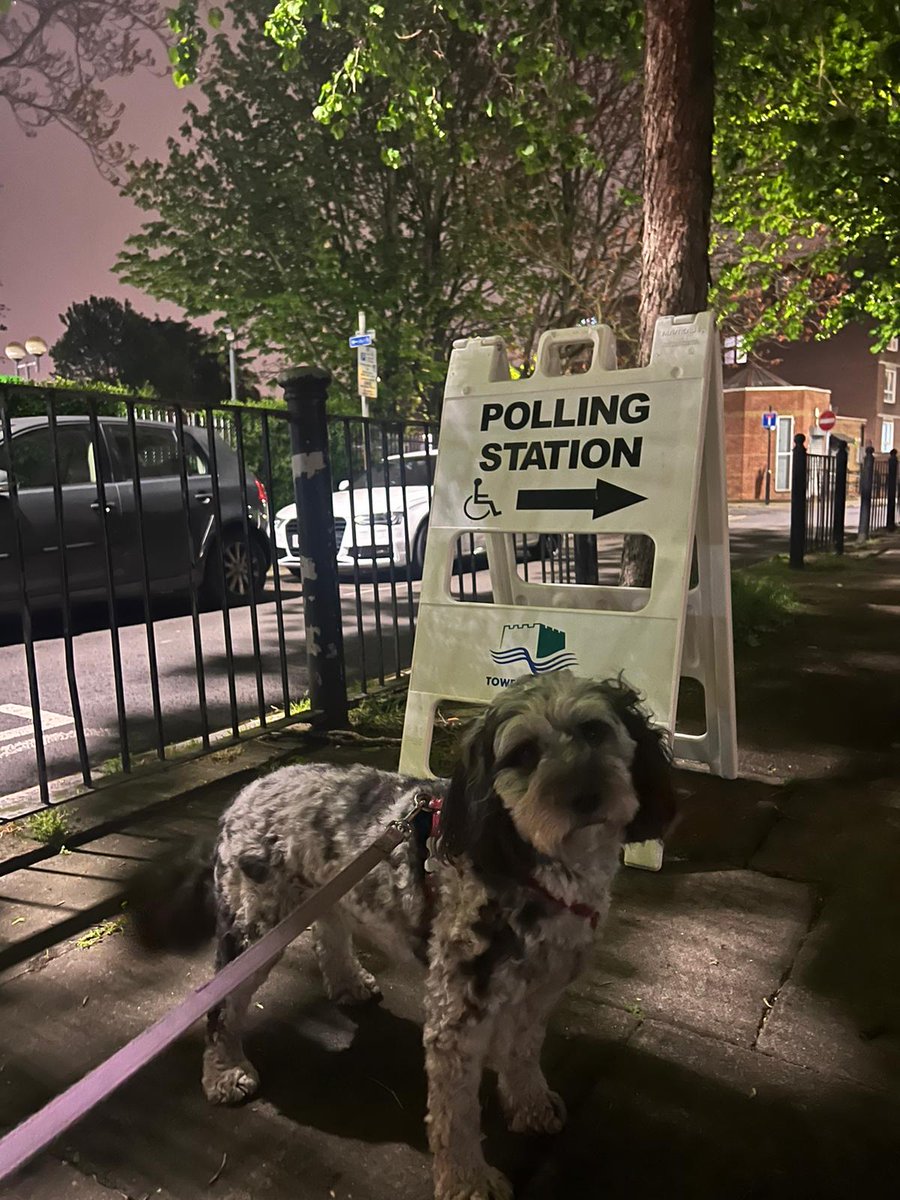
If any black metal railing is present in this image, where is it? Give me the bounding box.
[0,370,656,818]
[791,436,898,567]
[858,446,898,540]
[0,380,448,814]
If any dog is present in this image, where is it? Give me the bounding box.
[132,671,675,1200]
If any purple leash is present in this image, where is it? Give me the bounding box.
[0,814,417,1185]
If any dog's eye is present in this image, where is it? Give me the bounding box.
[579,720,610,745]
[500,739,542,772]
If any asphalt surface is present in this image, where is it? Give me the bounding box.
[0,503,859,808]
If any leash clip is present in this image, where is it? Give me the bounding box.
[391,790,435,841]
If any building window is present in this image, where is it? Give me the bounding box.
[723,335,747,366]
[888,337,899,352]
[884,365,897,405]
[775,415,794,491]
[881,419,895,453]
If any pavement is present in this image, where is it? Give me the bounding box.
[1,536,899,1199]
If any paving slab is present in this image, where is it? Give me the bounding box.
[3,1157,151,1200]
[582,868,815,1047]
[751,772,900,885]
[522,1018,900,1200]
[0,922,436,1200]
[755,861,900,1089]
[666,771,782,867]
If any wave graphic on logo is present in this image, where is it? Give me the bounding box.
[489,647,578,675]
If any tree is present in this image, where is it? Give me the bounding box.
[639,0,713,356]
[620,0,714,587]
[0,0,166,175]
[51,295,235,402]
[118,2,644,416]
[168,0,900,354]
[714,0,900,349]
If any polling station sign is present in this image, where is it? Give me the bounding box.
[401,315,737,808]
[430,330,708,539]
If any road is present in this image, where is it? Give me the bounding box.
[0,504,859,810]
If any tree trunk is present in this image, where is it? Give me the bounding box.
[620,0,714,587]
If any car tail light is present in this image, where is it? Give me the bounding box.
[255,478,268,507]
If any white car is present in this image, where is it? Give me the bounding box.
[274,449,546,579]
[274,451,438,578]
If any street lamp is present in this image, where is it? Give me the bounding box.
[25,337,48,377]
[4,336,48,380]
[223,326,238,403]
[4,342,27,378]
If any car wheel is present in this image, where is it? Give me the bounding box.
[204,531,268,605]
[411,522,429,580]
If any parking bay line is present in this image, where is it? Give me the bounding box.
[0,705,74,746]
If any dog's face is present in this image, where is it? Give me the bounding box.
[489,674,638,856]
[441,672,676,877]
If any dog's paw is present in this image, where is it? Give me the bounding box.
[202,1060,260,1105]
[437,1165,513,1200]
[327,968,383,1006]
[504,1088,567,1135]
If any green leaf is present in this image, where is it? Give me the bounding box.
[209,6,225,28]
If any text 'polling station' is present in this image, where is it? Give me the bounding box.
[478,392,650,473]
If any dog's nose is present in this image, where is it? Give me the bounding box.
[572,793,599,815]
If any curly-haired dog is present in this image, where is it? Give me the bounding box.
[132,672,675,1200]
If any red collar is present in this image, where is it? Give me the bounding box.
[526,878,600,930]
[419,796,599,931]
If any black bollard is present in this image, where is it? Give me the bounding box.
[833,441,848,554]
[280,366,348,728]
[789,433,807,569]
[858,445,875,542]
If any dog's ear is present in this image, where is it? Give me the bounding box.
[440,708,538,882]
[597,678,678,843]
[439,709,496,863]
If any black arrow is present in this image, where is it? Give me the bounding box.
[516,478,646,520]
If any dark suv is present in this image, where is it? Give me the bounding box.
[0,416,271,614]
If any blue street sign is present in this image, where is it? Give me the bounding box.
[349,333,373,348]
[762,411,777,430]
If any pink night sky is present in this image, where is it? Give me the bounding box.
[1,55,191,372]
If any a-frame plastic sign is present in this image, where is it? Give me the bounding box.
[399,313,738,870]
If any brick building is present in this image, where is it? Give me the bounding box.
[756,325,898,455]
[722,364,863,501]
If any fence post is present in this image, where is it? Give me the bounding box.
[887,449,898,532]
[833,441,848,554]
[573,535,599,585]
[789,433,807,569]
[857,446,875,541]
[280,365,348,728]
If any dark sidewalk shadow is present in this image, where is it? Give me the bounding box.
[520,1031,899,1200]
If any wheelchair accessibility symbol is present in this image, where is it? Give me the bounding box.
[463,478,502,521]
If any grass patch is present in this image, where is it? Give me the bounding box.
[25,808,72,848]
[349,688,409,738]
[76,916,125,950]
[731,569,801,649]
[96,755,124,778]
[346,685,474,776]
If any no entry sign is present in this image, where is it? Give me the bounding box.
[818,410,836,432]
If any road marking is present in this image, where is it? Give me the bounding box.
[0,704,73,745]
[0,727,87,760]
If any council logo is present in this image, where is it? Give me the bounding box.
[487,622,577,686]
